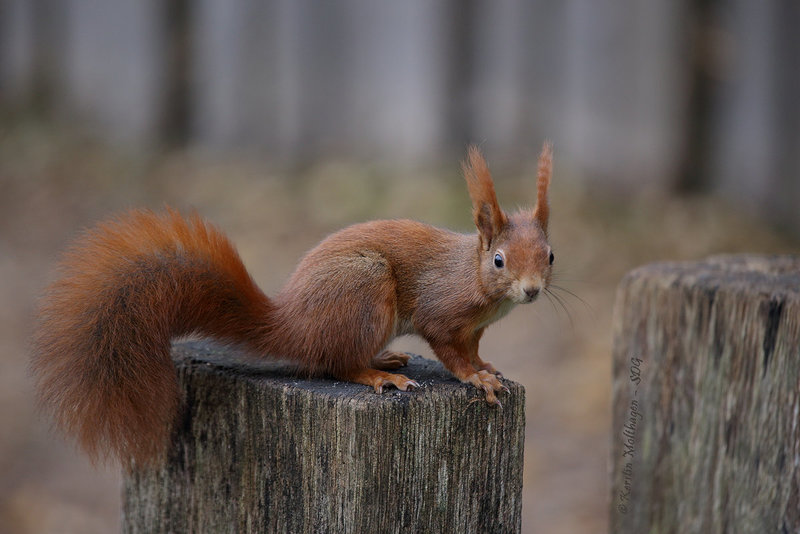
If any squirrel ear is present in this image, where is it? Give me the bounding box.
[533,141,553,235]
[462,145,508,250]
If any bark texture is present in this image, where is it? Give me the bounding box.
[610,255,800,534]
[122,341,524,534]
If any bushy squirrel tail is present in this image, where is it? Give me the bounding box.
[31,208,272,467]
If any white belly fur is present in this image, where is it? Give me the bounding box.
[393,298,517,339]
[475,299,517,331]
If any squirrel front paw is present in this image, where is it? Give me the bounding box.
[475,359,503,378]
[465,370,509,406]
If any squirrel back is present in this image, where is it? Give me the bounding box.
[31,209,272,466]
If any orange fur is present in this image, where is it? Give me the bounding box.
[533,141,553,235]
[31,144,555,468]
[31,209,272,466]
[462,146,508,250]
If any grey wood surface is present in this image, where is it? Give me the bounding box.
[122,341,525,534]
[610,255,800,533]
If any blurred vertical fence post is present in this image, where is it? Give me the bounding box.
[610,255,800,533]
[122,342,525,534]
[2,2,800,230]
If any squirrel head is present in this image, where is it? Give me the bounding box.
[462,143,554,305]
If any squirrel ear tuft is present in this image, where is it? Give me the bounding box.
[462,146,507,250]
[533,141,553,235]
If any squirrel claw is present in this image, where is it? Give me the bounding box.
[463,370,507,406]
[483,389,500,406]
[405,380,421,391]
[366,372,418,395]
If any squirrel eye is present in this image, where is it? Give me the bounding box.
[549,251,555,265]
[493,252,505,268]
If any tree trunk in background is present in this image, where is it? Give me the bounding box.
[610,255,800,533]
[2,1,800,232]
[674,0,720,193]
[0,0,64,110]
[443,0,478,156]
[60,0,167,145]
[769,1,800,233]
[563,0,683,189]
[159,0,191,147]
[123,342,525,534]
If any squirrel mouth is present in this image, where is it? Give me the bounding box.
[512,292,538,304]
[520,287,540,303]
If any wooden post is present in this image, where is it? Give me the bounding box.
[122,341,525,534]
[610,255,800,533]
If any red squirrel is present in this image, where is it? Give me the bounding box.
[31,143,554,467]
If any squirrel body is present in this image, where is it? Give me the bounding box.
[32,144,554,467]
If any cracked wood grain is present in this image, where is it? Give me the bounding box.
[610,255,800,534]
[122,341,525,534]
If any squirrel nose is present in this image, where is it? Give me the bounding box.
[524,287,540,300]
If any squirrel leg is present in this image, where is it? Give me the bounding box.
[430,341,508,406]
[340,368,420,394]
[371,350,411,370]
[466,330,503,377]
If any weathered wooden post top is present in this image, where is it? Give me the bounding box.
[611,255,800,534]
[123,342,525,534]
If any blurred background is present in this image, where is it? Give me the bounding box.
[0,1,798,533]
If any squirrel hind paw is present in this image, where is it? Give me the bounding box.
[371,350,412,371]
[345,369,420,394]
